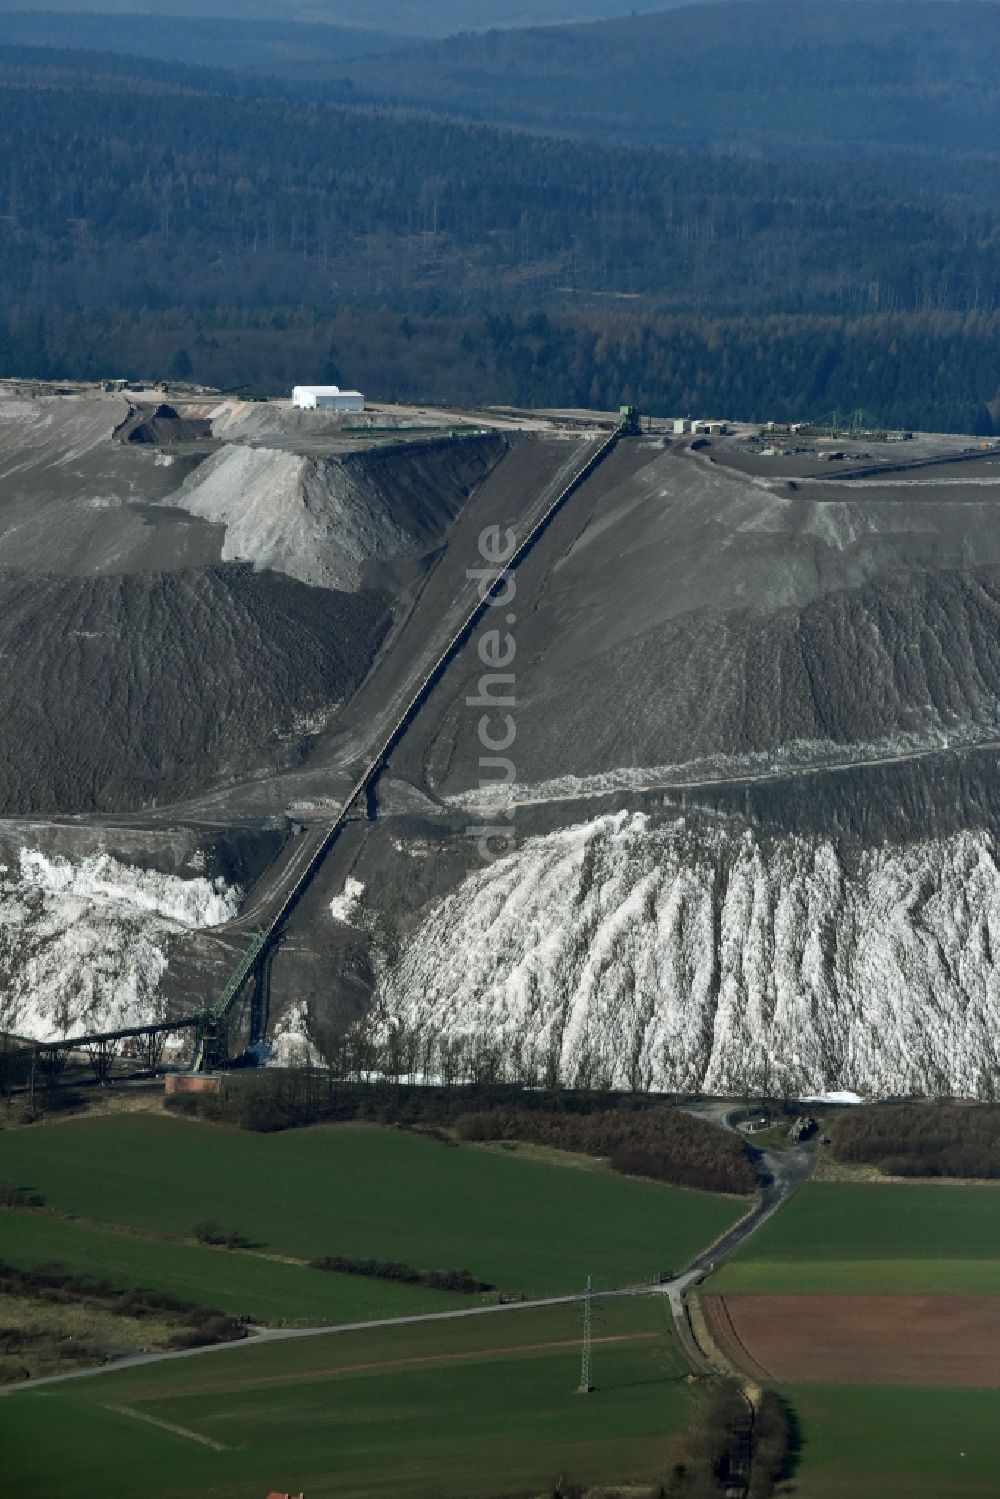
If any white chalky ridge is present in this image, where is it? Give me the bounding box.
[378,813,1000,1098]
[0,849,240,1042]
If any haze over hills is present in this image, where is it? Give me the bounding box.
[0,13,411,67]
[0,0,684,35]
[331,1,1000,157]
[5,1,995,100]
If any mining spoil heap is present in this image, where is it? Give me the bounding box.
[3,388,1000,1094]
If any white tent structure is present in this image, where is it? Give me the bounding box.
[292,385,365,413]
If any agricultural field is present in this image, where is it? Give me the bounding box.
[0,1212,463,1325]
[709,1181,1000,1294]
[699,1178,1000,1493]
[0,1114,745,1300]
[0,1296,694,1499]
[784,1383,1000,1498]
[701,1292,1000,1387]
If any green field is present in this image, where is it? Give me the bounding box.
[707,1181,1000,1493]
[784,1384,1000,1497]
[0,1211,462,1324]
[0,1115,743,1298]
[0,1296,694,1499]
[710,1181,1000,1294]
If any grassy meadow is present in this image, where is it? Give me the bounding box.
[0,1114,744,1302]
[710,1181,1000,1295]
[0,1295,694,1499]
[0,1210,463,1324]
[785,1383,1000,1497]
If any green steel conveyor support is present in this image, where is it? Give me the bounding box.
[209,928,269,1020]
[192,928,270,1070]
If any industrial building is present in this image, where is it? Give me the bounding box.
[292,385,365,413]
[674,417,728,436]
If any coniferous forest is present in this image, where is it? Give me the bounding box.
[1,2,999,431]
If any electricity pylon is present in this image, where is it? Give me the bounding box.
[577,1276,594,1394]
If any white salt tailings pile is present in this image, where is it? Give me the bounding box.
[0,848,240,1042]
[378,812,1000,1099]
[330,877,365,925]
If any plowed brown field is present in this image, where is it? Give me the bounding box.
[699,1294,1000,1386]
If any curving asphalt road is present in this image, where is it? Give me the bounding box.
[667,1102,817,1338]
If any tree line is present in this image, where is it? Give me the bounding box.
[456,1105,756,1195]
[0,1257,243,1384]
[664,1382,793,1499]
[310,1255,491,1295]
[828,1101,1000,1179]
[164,1014,757,1196]
[3,301,996,438]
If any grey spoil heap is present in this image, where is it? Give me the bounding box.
[5,390,1000,1097]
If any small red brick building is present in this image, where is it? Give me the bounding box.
[163,1073,221,1097]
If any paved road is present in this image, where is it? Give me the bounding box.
[646,1102,817,1373]
[0,1102,813,1397]
[673,1101,816,1289]
[0,1285,652,1396]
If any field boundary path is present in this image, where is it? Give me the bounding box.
[101,1401,230,1450]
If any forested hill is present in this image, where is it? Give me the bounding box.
[332,1,1000,157]
[0,1,683,37]
[7,1,995,155]
[0,29,998,432]
[0,14,410,70]
[1,44,996,321]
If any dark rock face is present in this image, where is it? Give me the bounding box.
[0,565,392,815]
[391,442,1000,815]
